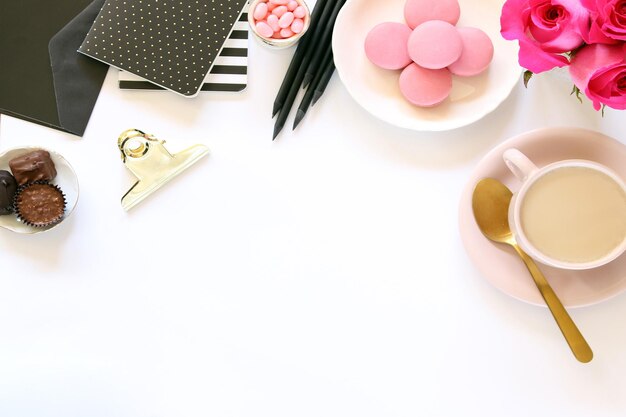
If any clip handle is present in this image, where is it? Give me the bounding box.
[118,129,151,161]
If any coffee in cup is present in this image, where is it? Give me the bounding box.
[504,149,626,270]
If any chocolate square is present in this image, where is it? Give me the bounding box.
[0,170,17,214]
[9,150,57,185]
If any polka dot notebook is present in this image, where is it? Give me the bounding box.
[118,12,248,92]
[79,0,249,97]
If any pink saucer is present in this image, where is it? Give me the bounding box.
[459,128,626,308]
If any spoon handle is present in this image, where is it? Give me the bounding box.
[513,244,593,363]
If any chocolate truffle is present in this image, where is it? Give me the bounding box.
[9,150,57,185]
[0,170,17,215]
[14,182,66,227]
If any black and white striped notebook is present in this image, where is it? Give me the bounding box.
[118,12,248,93]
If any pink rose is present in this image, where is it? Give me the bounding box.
[501,0,590,73]
[582,0,626,43]
[569,43,626,109]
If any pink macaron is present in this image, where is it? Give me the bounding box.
[404,0,461,29]
[447,27,494,76]
[364,22,413,70]
[399,63,452,107]
[407,20,463,69]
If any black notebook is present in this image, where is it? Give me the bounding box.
[118,11,249,92]
[79,0,248,97]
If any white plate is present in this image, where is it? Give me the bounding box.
[332,0,521,131]
[0,147,79,234]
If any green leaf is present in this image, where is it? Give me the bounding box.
[523,70,533,88]
[570,85,582,103]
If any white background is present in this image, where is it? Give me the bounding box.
[1,21,626,417]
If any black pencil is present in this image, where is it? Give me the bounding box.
[293,50,333,130]
[272,0,330,118]
[272,63,307,140]
[273,0,344,140]
[311,60,335,106]
[302,0,346,89]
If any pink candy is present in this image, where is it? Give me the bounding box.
[364,0,494,107]
[267,14,280,31]
[408,21,463,69]
[404,0,460,29]
[447,27,494,76]
[253,2,268,20]
[253,0,309,40]
[256,21,274,38]
[279,12,294,28]
[365,22,413,70]
[399,63,452,107]
[273,5,288,17]
[291,18,304,34]
[293,6,306,18]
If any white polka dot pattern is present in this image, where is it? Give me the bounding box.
[79,0,249,96]
[119,12,249,92]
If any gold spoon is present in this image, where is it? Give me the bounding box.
[472,178,593,363]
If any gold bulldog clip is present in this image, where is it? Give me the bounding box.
[118,129,209,211]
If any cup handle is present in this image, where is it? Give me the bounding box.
[503,149,539,181]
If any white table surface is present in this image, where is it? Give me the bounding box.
[1,29,626,417]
